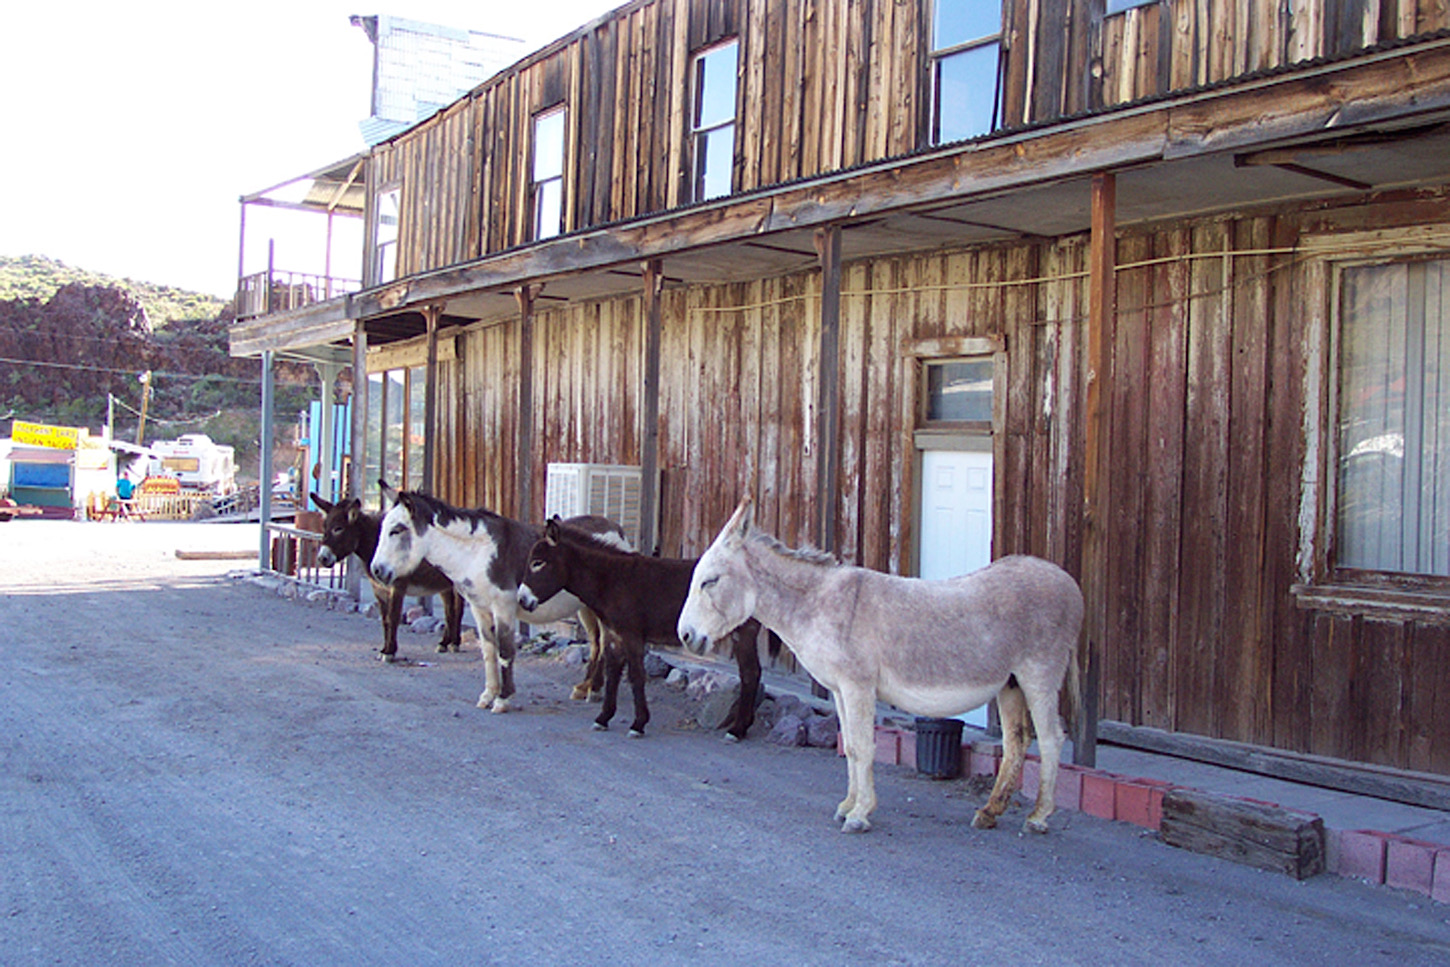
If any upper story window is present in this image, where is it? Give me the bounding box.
[374,186,400,284]
[531,107,567,240]
[1106,0,1158,12]
[1335,257,1450,577]
[691,40,738,202]
[930,1,1003,144]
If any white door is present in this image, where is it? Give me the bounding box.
[919,448,993,727]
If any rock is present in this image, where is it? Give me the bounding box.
[807,712,840,749]
[643,652,671,679]
[562,643,589,667]
[405,605,427,623]
[360,601,381,620]
[773,693,814,723]
[767,714,808,747]
[664,667,690,690]
[695,683,742,731]
[410,616,443,635]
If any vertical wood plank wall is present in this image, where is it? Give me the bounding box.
[370,0,1450,273]
[434,188,1450,776]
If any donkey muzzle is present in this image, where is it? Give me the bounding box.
[516,585,539,612]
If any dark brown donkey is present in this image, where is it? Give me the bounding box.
[517,516,773,739]
[310,493,464,662]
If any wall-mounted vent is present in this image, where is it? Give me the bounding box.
[544,463,645,549]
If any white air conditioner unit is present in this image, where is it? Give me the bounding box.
[544,463,648,549]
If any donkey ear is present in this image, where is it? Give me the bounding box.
[310,492,334,513]
[544,517,562,545]
[343,498,361,522]
[720,494,754,544]
[379,479,399,505]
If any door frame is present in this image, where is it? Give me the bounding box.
[903,335,1006,579]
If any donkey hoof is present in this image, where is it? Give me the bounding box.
[379,652,398,664]
[841,817,872,834]
[1023,816,1050,835]
[971,808,999,830]
[476,693,495,709]
[627,728,645,738]
[722,732,741,744]
[592,722,608,732]
[490,698,511,714]
[569,686,590,701]
[436,643,449,654]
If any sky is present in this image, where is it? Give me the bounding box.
[0,1,622,299]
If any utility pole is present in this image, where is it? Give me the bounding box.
[135,371,152,446]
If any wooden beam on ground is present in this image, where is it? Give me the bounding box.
[1160,788,1325,880]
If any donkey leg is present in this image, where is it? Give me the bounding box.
[834,685,878,833]
[727,626,762,742]
[1022,683,1067,834]
[594,635,624,731]
[474,609,502,709]
[492,617,518,713]
[378,584,403,662]
[974,684,1029,830]
[572,608,604,701]
[623,638,650,737]
[438,589,464,653]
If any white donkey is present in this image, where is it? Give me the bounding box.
[370,482,626,712]
[677,497,1083,834]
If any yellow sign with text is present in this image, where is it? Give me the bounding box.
[11,420,81,450]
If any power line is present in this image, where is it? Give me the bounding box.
[0,355,264,385]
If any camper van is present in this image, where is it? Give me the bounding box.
[149,435,237,494]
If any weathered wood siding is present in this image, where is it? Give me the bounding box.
[369,0,1450,275]
[434,187,1450,776]
[1010,0,1450,124]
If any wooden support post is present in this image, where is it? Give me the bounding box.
[515,285,540,522]
[640,260,664,555]
[1077,172,1117,768]
[422,303,440,495]
[814,225,843,555]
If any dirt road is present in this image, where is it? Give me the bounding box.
[3,520,1449,966]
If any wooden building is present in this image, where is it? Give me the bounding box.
[233,0,1450,801]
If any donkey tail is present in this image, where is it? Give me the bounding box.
[1065,639,1083,731]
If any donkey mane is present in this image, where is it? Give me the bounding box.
[747,529,837,567]
[403,490,506,535]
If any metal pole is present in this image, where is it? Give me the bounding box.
[348,321,368,600]
[258,351,276,569]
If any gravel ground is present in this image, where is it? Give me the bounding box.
[3,519,1449,966]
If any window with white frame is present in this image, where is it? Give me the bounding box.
[930,1,1003,144]
[691,39,738,202]
[531,107,567,240]
[1335,257,1450,577]
[374,186,400,284]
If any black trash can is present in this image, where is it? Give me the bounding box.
[914,717,964,779]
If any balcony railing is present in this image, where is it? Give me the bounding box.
[235,270,361,321]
